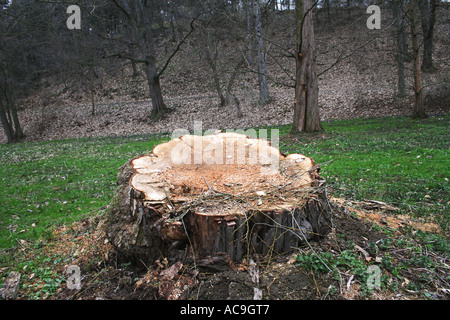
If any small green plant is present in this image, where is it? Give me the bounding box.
[295,252,335,273]
[21,265,65,300]
[337,250,367,277]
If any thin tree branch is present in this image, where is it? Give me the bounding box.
[156,16,197,78]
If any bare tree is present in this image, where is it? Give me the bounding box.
[0,1,35,143]
[292,0,322,133]
[201,27,226,107]
[111,0,196,119]
[197,2,243,112]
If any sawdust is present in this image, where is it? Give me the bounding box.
[332,197,441,234]
[161,163,285,195]
[357,211,441,234]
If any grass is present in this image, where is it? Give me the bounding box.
[0,134,170,249]
[278,115,449,228]
[1,115,448,249]
[0,115,449,299]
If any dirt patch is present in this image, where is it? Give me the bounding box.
[194,270,255,300]
[260,265,334,300]
[190,264,335,300]
[333,213,386,245]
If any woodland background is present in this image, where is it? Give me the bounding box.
[0,0,448,143]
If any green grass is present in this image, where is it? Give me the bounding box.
[279,115,449,228]
[0,134,169,249]
[0,115,448,251]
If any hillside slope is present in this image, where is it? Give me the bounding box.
[2,6,449,143]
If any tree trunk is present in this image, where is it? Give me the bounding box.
[410,0,427,119]
[246,0,254,67]
[131,60,140,78]
[0,64,24,143]
[142,4,168,119]
[419,0,437,72]
[292,0,322,133]
[225,58,245,107]
[393,0,407,98]
[114,0,168,120]
[0,99,14,144]
[254,1,270,105]
[0,97,23,143]
[106,133,332,268]
[146,65,167,119]
[203,32,226,107]
[90,89,96,116]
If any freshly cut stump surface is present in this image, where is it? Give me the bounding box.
[106,132,332,266]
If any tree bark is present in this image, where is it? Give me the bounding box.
[145,63,167,119]
[0,99,14,144]
[254,1,270,105]
[90,89,96,116]
[246,0,254,67]
[106,133,332,268]
[8,95,22,140]
[410,0,427,119]
[393,0,407,98]
[292,0,322,133]
[0,97,23,143]
[418,0,437,72]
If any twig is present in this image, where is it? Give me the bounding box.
[346,274,354,292]
[181,217,196,269]
[311,269,321,298]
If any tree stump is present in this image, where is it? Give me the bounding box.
[106,132,332,267]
